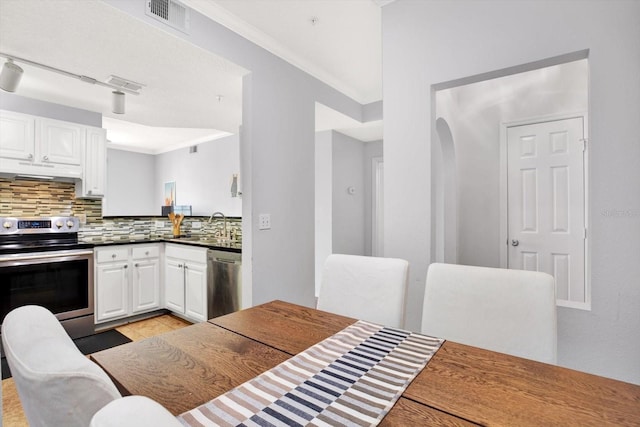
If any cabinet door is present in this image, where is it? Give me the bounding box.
[37,117,83,165]
[96,262,129,322]
[165,257,185,313]
[132,258,160,314]
[184,261,207,322]
[82,127,107,197]
[0,110,35,160]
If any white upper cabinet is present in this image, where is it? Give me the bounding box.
[0,110,83,178]
[76,126,107,198]
[0,110,106,188]
[36,117,84,166]
[0,110,35,161]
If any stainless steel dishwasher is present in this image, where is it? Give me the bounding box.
[207,250,242,319]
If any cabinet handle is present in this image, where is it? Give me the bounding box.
[178,264,183,268]
[145,251,149,256]
[111,254,116,258]
[134,263,139,267]
[42,155,49,161]
[124,264,128,269]
[27,153,33,160]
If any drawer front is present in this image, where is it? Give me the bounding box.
[96,247,129,263]
[132,245,160,260]
[165,243,207,264]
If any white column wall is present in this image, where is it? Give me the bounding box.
[314,130,333,297]
[383,0,640,384]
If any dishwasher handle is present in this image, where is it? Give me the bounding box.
[214,257,239,264]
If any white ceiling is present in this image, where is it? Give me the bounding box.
[103,117,232,154]
[185,0,383,104]
[0,0,384,152]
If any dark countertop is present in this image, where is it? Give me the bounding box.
[84,237,242,254]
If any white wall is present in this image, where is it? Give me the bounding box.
[0,92,101,127]
[383,0,640,384]
[104,0,365,309]
[436,60,588,268]
[332,131,366,255]
[315,131,383,295]
[155,134,241,217]
[105,134,240,217]
[104,149,156,216]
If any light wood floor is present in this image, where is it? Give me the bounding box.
[2,314,192,426]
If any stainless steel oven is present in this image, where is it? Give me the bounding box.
[0,217,95,340]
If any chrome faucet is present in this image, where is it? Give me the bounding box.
[208,211,227,239]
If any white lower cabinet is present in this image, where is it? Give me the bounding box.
[164,257,185,313]
[131,246,161,314]
[95,244,161,323]
[96,256,129,321]
[164,244,208,323]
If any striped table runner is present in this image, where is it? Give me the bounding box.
[178,320,444,427]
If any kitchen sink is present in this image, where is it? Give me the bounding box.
[178,236,240,246]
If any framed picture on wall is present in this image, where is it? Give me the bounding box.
[164,181,176,206]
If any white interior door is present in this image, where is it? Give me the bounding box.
[507,117,586,305]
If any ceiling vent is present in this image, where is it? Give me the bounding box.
[145,0,190,34]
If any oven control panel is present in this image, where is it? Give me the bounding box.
[0,216,80,234]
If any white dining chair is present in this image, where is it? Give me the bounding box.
[2,305,183,427]
[317,254,409,328]
[90,395,183,427]
[422,263,557,364]
[1,305,122,427]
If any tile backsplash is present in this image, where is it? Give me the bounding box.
[0,178,101,219]
[0,178,241,241]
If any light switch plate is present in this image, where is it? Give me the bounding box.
[258,214,271,230]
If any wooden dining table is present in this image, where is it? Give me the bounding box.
[91,300,640,426]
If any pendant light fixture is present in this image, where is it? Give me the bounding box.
[0,52,143,115]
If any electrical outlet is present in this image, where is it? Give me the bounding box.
[155,221,164,228]
[258,213,271,230]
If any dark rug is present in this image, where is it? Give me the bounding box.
[1,329,131,380]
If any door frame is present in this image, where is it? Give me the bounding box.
[499,111,590,310]
[372,156,384,257]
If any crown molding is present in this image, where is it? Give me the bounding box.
[182,0,367,103]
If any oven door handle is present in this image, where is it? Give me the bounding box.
[0,250,94,263]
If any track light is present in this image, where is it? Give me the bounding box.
[0,59,23,92]
[112,91,125,114]
[0,52,142,115]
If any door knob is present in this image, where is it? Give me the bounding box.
[511,239,519,247]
